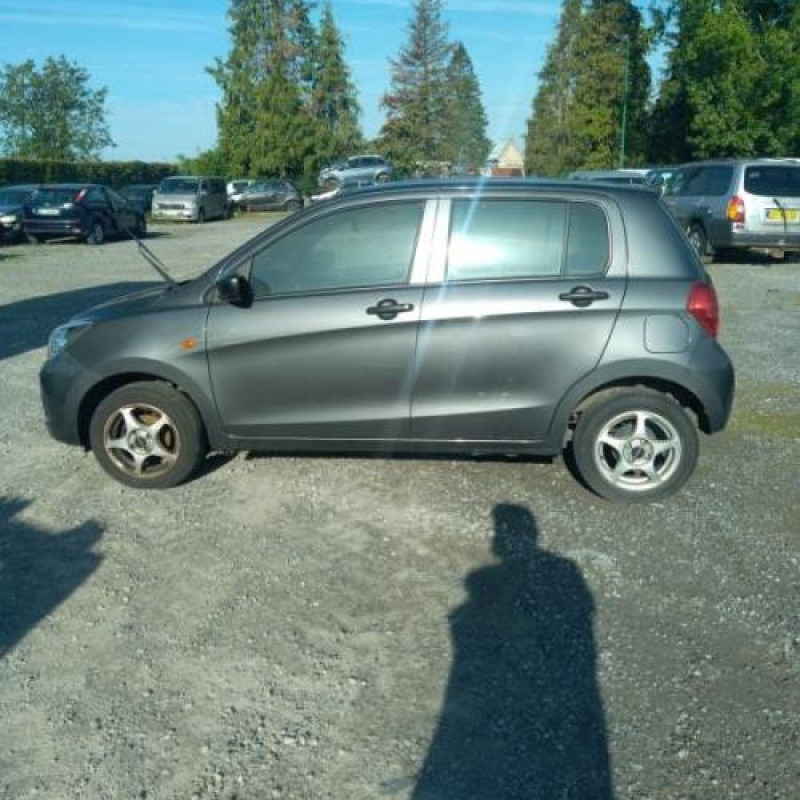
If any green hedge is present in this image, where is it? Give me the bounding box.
[0,158,177,188]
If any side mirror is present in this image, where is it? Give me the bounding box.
[216,275,252,307]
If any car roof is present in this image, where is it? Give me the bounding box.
[38,183,98,190]
[334,178,653,198]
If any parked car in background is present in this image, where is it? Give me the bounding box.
[23,184,145,245]
[40,179,734,503]
[318,155,392,188]
[568,169,647,185]
[151,176,229,223]
[662,159,800,260]
[119,184,157,216]
[239,180,303,213]
[310,178,376,204]
[0,184,38,243]
[226,179,256,211]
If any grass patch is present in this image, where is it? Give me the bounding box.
[731,409,800,439]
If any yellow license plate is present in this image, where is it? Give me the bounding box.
[767,208,799,221]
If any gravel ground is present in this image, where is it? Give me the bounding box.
[0,220,798,800]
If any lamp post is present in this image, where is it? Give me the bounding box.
[619,36,630,169]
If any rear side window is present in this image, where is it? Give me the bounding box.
[703,166,733,196]
[448,199,567,280]
[446,199,610,281]
[744,166,800,197]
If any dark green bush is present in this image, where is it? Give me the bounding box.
[0,158,177,188]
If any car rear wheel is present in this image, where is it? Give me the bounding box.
[571,389,699,503]
[196,208,206,224]
[285,199,301,213]
[89,382,207,489]
[134,216,147,237]
[86,219,105,245]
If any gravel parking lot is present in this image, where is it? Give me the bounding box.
[1,219,798,799]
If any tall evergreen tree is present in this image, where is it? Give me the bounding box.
[526,0,649,175]
[311,3,363,165]
[440,42,491,170]
[525,0,583,176]
[378,0,452,173]
[209,0,318,178]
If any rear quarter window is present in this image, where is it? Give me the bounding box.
[566,203,610,276]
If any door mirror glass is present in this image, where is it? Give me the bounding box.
[217,275,252,307]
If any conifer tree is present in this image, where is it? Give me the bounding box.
[440,42,490,171]
[378,0,452,173]
[311,3,363,165]
[525,0,582,176]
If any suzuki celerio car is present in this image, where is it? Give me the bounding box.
[40,180,734,503]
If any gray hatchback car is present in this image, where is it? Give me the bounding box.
[40,180,734,502]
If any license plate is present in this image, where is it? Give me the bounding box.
[36,208,60,216]
[766,208,799,222]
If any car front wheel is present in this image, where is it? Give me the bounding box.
[89,382,207,489]
[571,389,699,503]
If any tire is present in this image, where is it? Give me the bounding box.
[86,219,105,245]
[571,388,699,503]
[89,381,207,489]
[25,232,41,245]
[196,208,206,224]
[135,216,147,238]
[687,224,711,263]
[285,199,301,213]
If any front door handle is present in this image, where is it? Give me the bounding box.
[366,298,415,320]
[558,286,610,308]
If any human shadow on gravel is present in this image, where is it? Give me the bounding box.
[0,281,158,362]
[412,503,614,800]
[0,497,103,659]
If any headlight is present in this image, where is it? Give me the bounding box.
[47,321,91,359]
[0,214,19,224]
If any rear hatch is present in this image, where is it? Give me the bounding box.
[29,187,84,220]
[741,163,800,234]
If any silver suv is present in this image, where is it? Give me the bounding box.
[663,159,800,260]
[318,155,392,188]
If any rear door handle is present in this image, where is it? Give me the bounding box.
[366,298,415,320]
[558,286,610,308]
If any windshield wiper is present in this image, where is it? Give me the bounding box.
[125,227,176,286]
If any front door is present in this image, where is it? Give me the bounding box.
[207,199,429,440]
[411,197,626,442]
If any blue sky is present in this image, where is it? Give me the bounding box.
[0,0,565,162]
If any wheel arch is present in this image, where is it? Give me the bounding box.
[77,370,213,449]
[550,366,713,448]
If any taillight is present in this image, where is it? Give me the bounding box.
[726,195,745,223]
[687,282,719,338]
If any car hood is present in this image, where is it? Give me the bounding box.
[0,203,25,215]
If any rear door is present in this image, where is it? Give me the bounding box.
[663,166,708,228]
[410,195,626,442]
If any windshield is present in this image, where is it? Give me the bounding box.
[744,165,800,197]
[158,178,199,194]
[0,188,33,205]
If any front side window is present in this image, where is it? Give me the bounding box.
[250,201,424,298]
[447,199,568,281]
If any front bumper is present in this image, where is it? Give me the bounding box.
[151,207,198,222]
[40,352,93,445]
